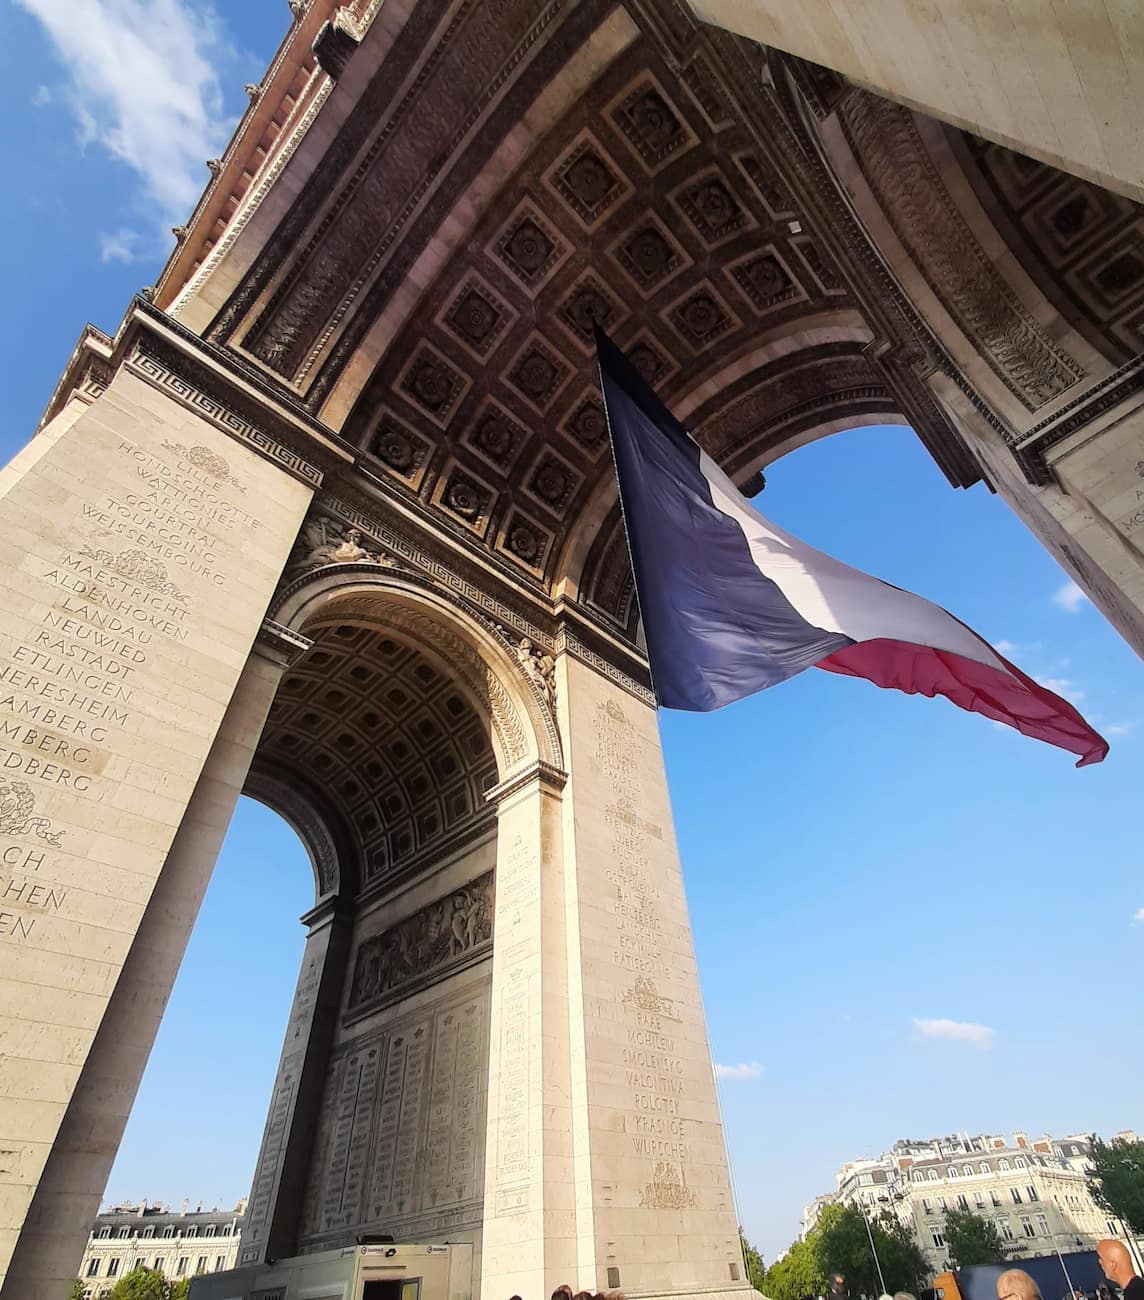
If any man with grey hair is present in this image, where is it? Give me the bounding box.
[997,1269,1042,1300]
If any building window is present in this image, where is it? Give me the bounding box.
[97,1227,111,1240]
[86,1260,99,1277]
[1037,1215,1051,1236]
[1020,1217,1036,1239]
[185,1226,197,1239]
[1016,1157,1028,1169]
[914,1169,925,1183]
[999,1159,1011,1171]
[975,1193,986,1209]
[215,1256,225,1270]
[1011,1188,1023,1205]
[197,1257,208,1274]
[932,1232,946,1249]
[163,1227,175,1239]
[929,1170,940,1182]
[117,1227,131,1239]
[957,1195,969,1211]
[991,1191,1003,1207]
[177,1257,188,1275]
[963,1165,974,1177]
[980,1162,991,1174]
[153,1259,162,1271]
[142,1227,154,1239]
[998,1218,1015,1241]
[949,1168,960,1179]
[922,1199,933,1214]
[938,1198,948,1210]
[107,1258,120,1277]
[1027,1186,1039,1201]
[205,1226,216,1238]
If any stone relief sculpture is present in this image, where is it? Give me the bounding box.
[286,517,403,581]
[0,780,64,846]
[348,871,493,1010]
[515,636,557,710]
[640,1163,697,1211]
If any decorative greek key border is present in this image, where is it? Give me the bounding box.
[125,347,324,487]
[557,628,655,707]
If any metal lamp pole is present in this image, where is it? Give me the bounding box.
[859,1202,889,1296]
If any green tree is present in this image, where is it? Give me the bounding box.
[815,1202,929,1297]
[1087,1134,1144,1234]
[69,1282,85,1300]
[942,1206,1007,1267]
[761,1236,825,1300]
[169,1281,193,1300]
[741,1227,767,1291]
[107,1265,173,1300]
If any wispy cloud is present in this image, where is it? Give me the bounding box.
[99,227,146,264]
[994,639,1018,655]
[14,0,234,236]
[912,1018,995,1049]
[1037,675,1086,705]
[1133,908,1144,924]
[1052,581,1088,614]
[715,1061,764,1081]
[1105,722,1133,738]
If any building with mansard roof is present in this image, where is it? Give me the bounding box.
[803,1131,1141,1274]
[77,1200,246,1298]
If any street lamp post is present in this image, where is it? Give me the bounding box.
[858,1201,889,1297]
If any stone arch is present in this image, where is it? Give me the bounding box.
[272,565,561,773]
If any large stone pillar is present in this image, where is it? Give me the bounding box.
[0,363,314,1295]
[238,897,354,1267]
[556,653,746,1300]
[480,647,747,1300]
[480,761,575,1300]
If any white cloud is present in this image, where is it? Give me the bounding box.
[1105,722,1133,738]
[13,0,233,227]
[715,1061,764,1081]
[1134,908,1144,924]
[993,639,1018,655]
[1052,581,1088,614]
[99,227,145,264]
[31,84,54,107]
[912,1018,995,1049]
[1036,676,1086,705]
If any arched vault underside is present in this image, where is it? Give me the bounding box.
[141,0,1144,653]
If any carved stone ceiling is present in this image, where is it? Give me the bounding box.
[207,1,945,622]
[256,621,498,892]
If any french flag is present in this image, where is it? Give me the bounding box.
[596,330,1108,768]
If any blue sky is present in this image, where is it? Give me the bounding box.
[2,0,1141,1264]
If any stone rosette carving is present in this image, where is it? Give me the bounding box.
[79,547,189,603]
[161,440,246,492]
[0,780,63,846]
[347,871,493,1010]
[640,1163,697,1211]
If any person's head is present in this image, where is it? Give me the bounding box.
[1098,1240,1136,1288]
[894,1291,918,1300]
[830,1276,846,1295]
[551,1286,574,1300]
[998,1270,1042,1300]
[573,1290,594,1300]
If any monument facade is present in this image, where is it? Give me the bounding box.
[1,1,1142,1297]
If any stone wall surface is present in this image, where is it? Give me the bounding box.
[693,0,1144,205]
[0,367,312,1290]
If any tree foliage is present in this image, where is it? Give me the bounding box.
[107,1266,189,1300]
[741,1227,767,1291]
[761,1236,824,1300]
[942,1206,1007,1267]
[1087,1135,1144,1234]
[815,1203,929,1297]
[70,1283,85,1300]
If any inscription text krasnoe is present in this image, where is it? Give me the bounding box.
[593,700,696,1204]
[0,433,252,947]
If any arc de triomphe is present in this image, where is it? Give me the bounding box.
[1,2,1142,1297]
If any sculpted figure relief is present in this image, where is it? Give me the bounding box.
[287,518,402,581]
[348,871,493,1010]
[515,636,557,710]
